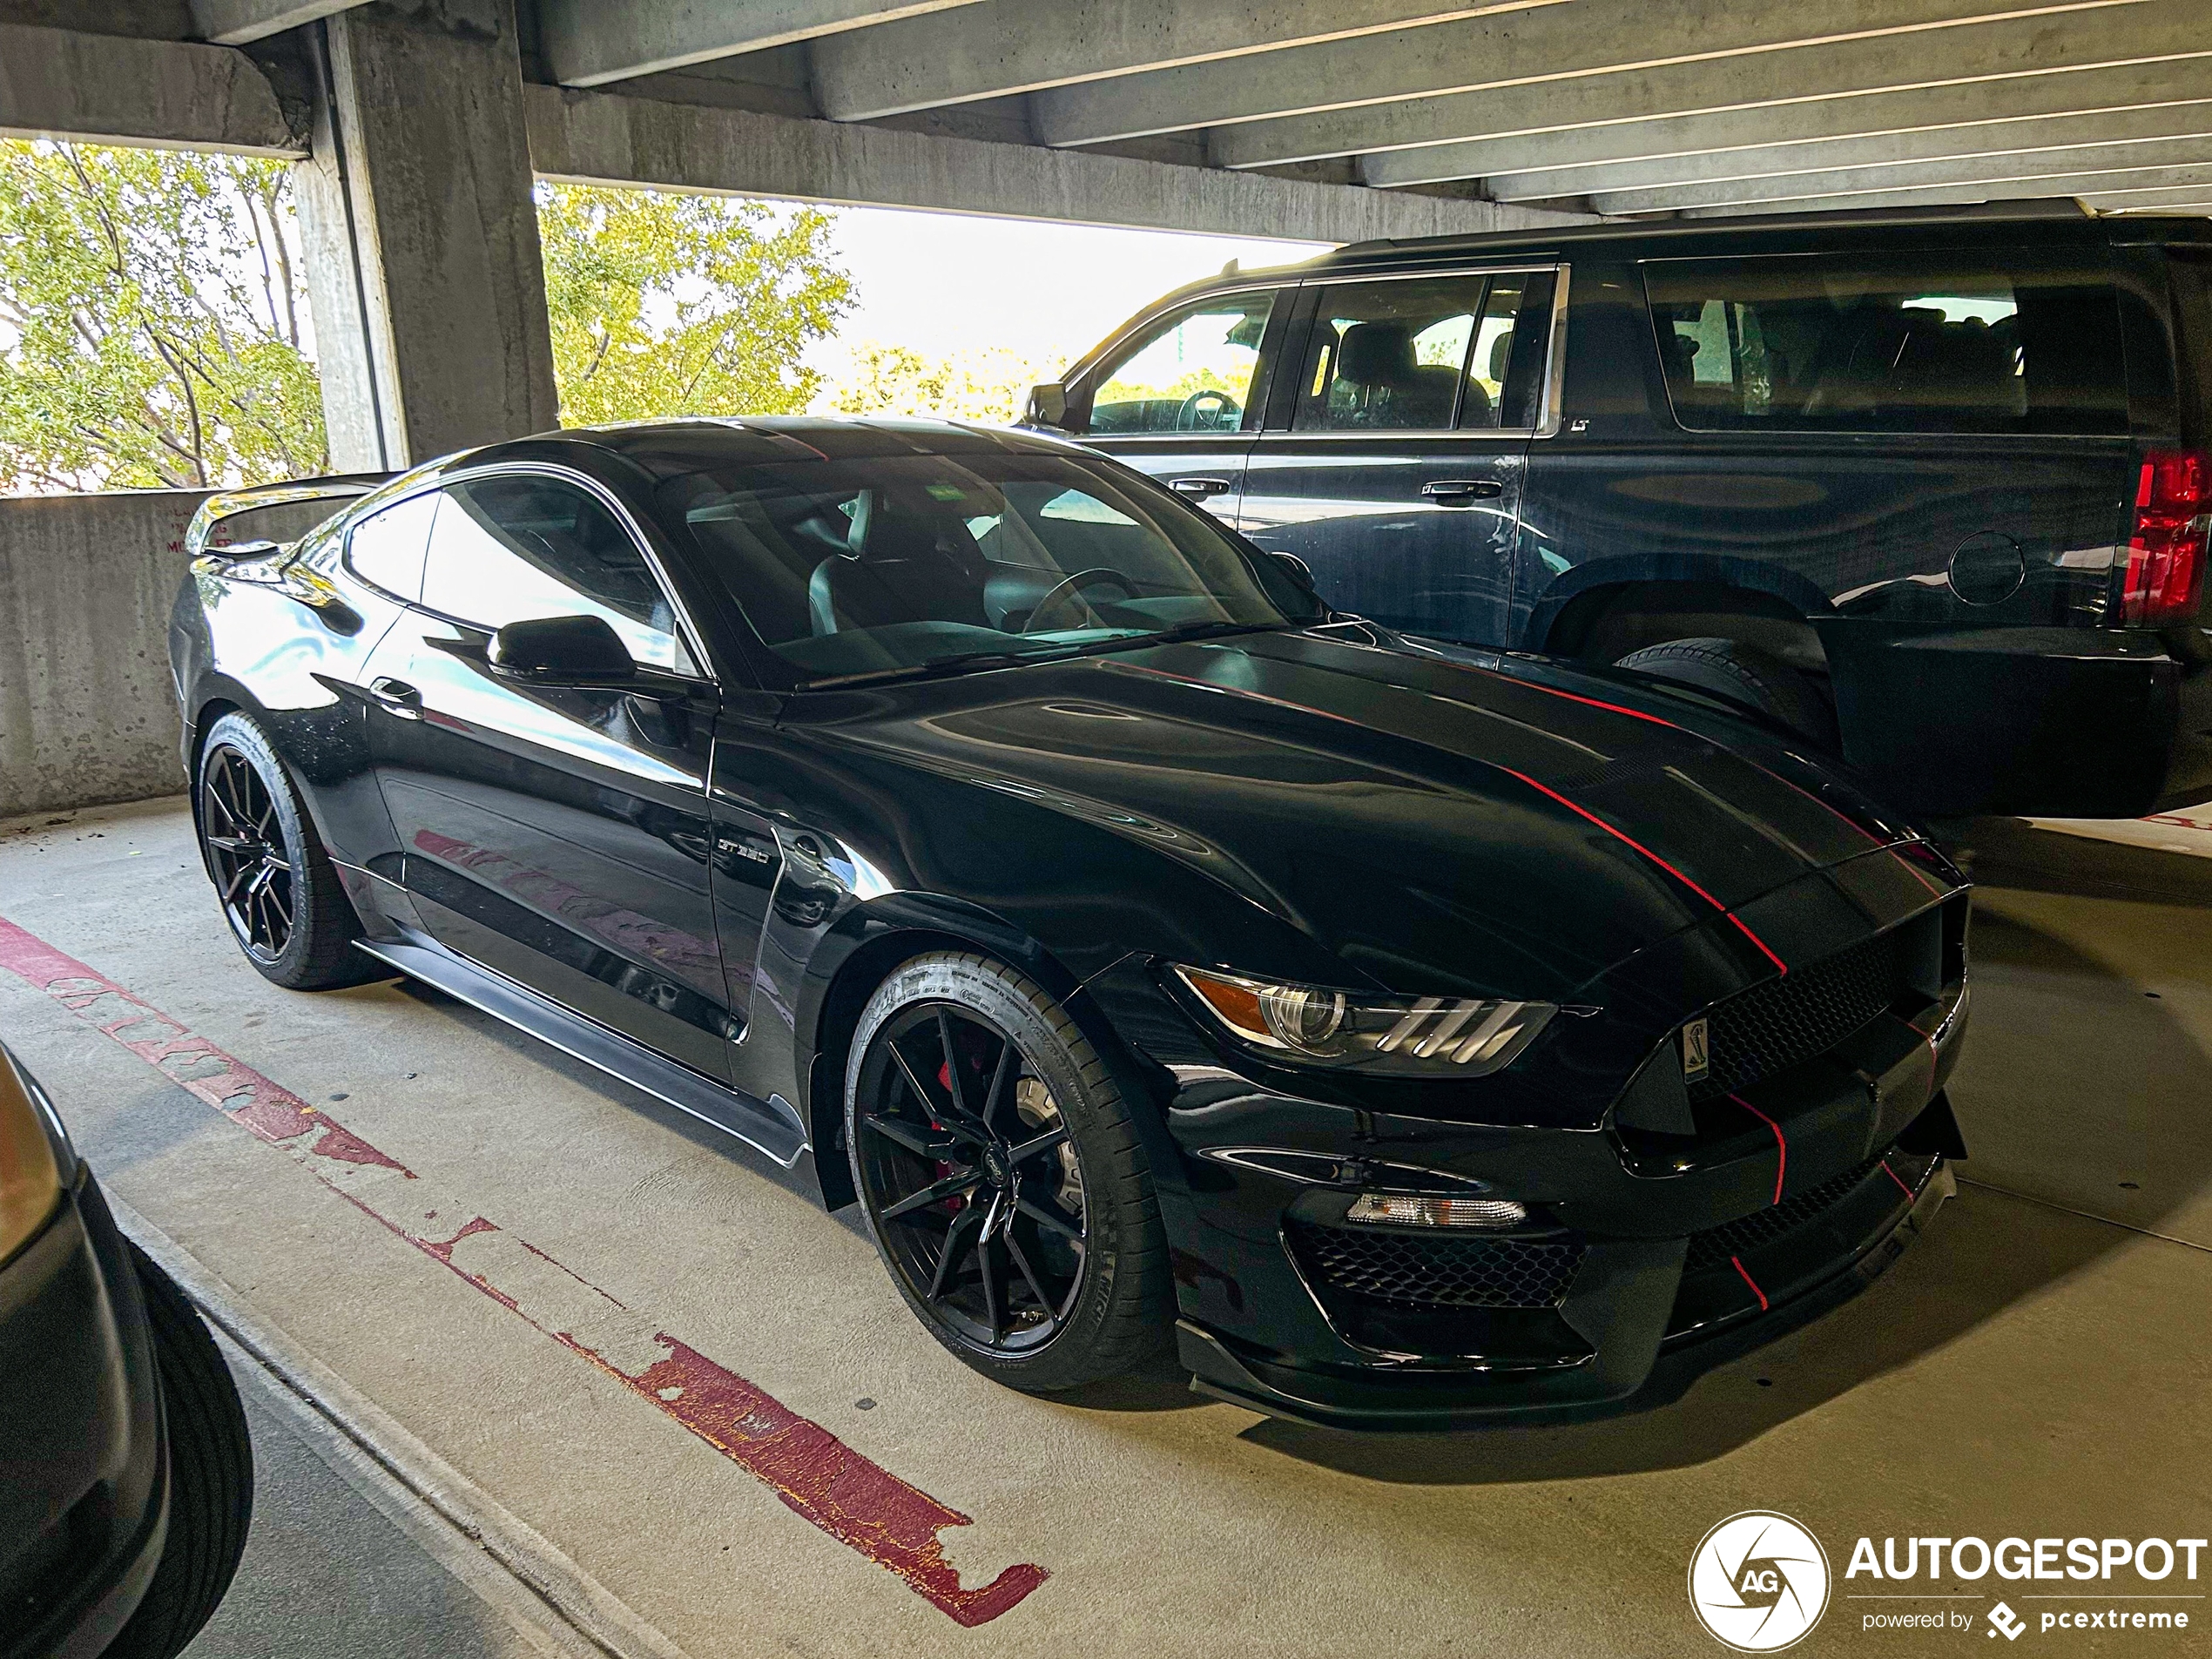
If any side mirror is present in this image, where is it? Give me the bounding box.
[489,614,636,684]
[1270,550,1317,590]
[1024,381,1070,431]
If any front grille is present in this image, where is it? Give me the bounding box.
[1694,931,1902,1101]
[1686,1151,1899,1272]
[1285,1218,1585,1309]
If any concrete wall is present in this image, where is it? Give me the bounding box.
[0,491,330,819]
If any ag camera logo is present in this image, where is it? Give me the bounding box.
[1690,1511,1832,1652]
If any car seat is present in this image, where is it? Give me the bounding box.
[809,489,988,634]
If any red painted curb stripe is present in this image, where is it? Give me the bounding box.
[1730,1254,1770,1312]
[0,915,1047,1627]
[1730,1093,1788,1207]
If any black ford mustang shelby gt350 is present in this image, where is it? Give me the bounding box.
[169,416,1969,1430]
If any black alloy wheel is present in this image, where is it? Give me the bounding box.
[194,712,368,990]
[846,953,1170,1391]
[200,742,294,963]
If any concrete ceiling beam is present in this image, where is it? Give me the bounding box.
[0,21,301,152]
[809,0,1561,124]
[1205,0,2201,170]
[1036,0,2144,149]
[537,0,988,89]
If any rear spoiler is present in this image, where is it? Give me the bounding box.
[185,472,394,561]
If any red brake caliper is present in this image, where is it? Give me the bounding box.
[935,1058,962,1212]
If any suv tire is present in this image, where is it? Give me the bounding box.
[1615,636,1840,749]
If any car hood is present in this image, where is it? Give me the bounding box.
[796,624,1919,1002]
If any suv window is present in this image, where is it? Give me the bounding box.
[420,474,695,673]
[342,491,438,600]
[1088,293,1276,435]
[1293,274,1537,432]
[1643,253,2128,435]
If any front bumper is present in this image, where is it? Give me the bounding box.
[1082,873,1969,1429]
[1177,1143,1953,1432]
[0,1170,168,1659]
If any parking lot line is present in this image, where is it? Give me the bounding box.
[0,914,1049,1629]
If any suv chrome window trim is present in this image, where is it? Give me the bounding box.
[410,461,717,685]
[1238,263,1571,444]
[1077,282,1291,439]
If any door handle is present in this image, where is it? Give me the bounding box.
[1170,476,1232,498]
[1422,478,1506,502]
[369,677,423,718]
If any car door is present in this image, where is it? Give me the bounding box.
[1238,268,1558,646]
[1066,287,1285,523]
[359,468,741,1081]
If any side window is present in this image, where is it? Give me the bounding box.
[1293,274,1528,432]
[1642,253,2128,435]
[1087,293,1276,436]
[342,492,439,600]
[420,475,696,673]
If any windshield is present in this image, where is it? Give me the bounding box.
[659,450,1318,684]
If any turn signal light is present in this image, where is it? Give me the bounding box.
[1345,1194,1528,1230]
[2121,448,2209,625]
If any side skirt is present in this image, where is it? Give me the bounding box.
[354,935,810,1170]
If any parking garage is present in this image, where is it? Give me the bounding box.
[3,4,2211,1656]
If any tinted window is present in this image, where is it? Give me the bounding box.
[1293,274,1540,432]
[1642,253,2128,435]
[1088,293,1276,435]
[663,452,1315,683]
[343,492,438,600]
[421,475,693,672]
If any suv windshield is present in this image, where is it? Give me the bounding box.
[662,449,1318,684]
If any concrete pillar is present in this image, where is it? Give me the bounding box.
[293,0,556,471]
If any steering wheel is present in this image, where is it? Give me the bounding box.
[1177,388,1238,432]
[1021,568,1136,635]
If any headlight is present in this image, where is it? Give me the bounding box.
[1172,966,1557,1076]
[1,1047,64,1264]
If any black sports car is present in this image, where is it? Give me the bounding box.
[169,417,1968,1429]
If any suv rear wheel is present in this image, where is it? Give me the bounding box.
[1615,636,1840,749]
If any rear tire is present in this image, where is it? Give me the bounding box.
[1615,636,1839,749]
[195,711,368,989]
[845,952,1172,1393]
[103,1244,253,1659]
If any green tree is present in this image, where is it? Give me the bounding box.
[538,183,853,425]
[822,340,1055,424]
[0,140,326,491]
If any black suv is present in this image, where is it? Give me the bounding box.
[1028,205,2212,819]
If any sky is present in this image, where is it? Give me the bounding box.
[800,204,1332,381]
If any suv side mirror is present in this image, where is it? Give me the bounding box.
[489,614,636,684]
[1024,381,1070,431]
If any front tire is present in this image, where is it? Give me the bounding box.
[103,1244,253,1659]
[845,952,1171,1393]
[195,712,367,989]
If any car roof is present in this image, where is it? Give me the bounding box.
[456,415,1081,482]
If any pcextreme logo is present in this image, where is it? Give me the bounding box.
[1689,1511,1834,1652]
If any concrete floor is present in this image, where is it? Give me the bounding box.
[3,799,2207,1657]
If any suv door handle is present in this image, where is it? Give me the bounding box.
[369,677,423,718]
[1170,476,1232,498]
[1423,478,1505,502]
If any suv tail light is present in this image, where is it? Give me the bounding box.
[2121,448,2210,625]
